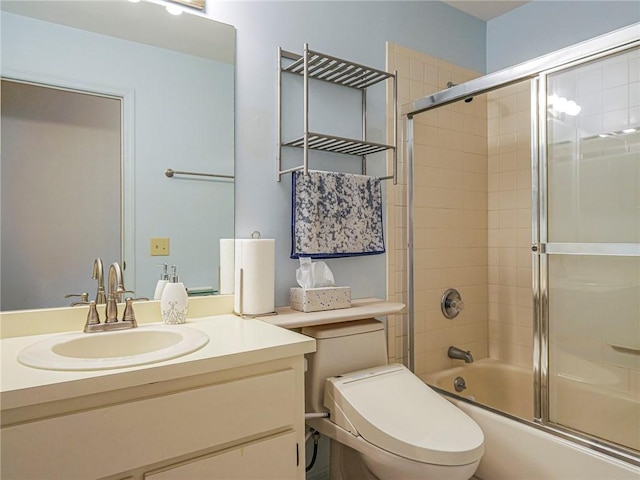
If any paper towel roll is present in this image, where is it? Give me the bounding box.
[219,239,235,295]
[234,238,275,315]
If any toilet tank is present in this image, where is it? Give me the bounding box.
[302,319,388,413]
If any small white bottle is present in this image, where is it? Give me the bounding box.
[160,265,188,325]
[153,263,170,300]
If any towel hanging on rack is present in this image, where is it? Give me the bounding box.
[291,170,385,259]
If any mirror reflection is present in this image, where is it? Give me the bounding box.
[1,0,235,311]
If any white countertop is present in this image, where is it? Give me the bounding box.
[264,298,405,329]
[1,298,404,414]
[0,315,315,411]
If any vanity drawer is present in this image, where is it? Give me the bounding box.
[145,431,298,480]
[1,368,297,480]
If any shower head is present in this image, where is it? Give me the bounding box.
[446,81,473,103]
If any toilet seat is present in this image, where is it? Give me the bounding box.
[324,364,484,466]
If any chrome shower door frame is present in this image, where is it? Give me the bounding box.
[535,46,640,465]
[405,23,640,466]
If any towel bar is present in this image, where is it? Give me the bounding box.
[165,168,234,180]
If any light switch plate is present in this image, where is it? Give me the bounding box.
[150,237,170,256]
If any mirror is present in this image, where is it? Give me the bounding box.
[1,0,235,311]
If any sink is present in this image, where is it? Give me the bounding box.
[17,325,209,371]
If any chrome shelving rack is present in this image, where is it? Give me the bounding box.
[277,43,397,184]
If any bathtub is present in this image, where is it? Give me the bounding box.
[423,359,640,480]
[425,358,533,419]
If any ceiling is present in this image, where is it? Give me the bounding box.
[443,1,530,21]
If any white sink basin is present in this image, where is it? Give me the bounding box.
[18,325,209,371]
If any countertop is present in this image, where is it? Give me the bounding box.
[1,297,404,413]
[265,297,405,329]
[0,314,315,411]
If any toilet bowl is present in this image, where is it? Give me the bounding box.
[302,319,484,480]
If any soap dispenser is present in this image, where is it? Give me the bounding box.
[154,263,170,300]
[160,265,188,324]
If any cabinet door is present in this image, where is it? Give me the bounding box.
[1,369,296,479]
[145,431,298,480]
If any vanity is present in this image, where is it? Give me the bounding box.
[0,297,315,480]
[0,296,404,480]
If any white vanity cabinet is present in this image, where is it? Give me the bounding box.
[2,358,305,480]
[0,316,315,480]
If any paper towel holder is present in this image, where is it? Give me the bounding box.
[232,231,278,319]
[233,268,278,319]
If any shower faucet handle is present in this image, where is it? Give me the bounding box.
[449,298,465,313]
[441,288,464,319]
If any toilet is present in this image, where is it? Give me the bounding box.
[302,318,484,480]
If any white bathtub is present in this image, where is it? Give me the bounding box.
[423,359,640,480]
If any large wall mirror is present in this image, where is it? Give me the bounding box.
[1,0,235,311]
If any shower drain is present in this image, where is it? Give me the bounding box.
[453,376,467,392]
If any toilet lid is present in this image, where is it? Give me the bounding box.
[324,364,484,466]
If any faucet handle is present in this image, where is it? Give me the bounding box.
[65,292,89,305]
[122,297,148,326]
[115,289,135,303]
[122,297,137,326]
[441,289,464,319]
[83,301,101,332]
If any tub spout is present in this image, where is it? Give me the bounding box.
[448,346,474,363]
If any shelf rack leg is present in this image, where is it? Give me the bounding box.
[277,47,283,181]
[303,43,310,176]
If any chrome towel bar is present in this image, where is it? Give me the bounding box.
[165,168,234,180]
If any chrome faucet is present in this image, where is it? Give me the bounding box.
[92,258,106,304]
[448,346,474,363]
[105,262,130,323]
[108,262,127,302]
[83,262,138,333]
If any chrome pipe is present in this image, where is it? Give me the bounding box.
[304,412,329,420]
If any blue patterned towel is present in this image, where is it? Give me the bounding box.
[291,170,385,259]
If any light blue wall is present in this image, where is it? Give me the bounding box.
[487,1,640,72]
[212,1,485,306]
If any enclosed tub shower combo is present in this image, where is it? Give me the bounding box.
[400,24,640,477]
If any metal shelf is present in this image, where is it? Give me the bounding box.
[283,132,394,157]
[277,43,398,183]
[281,49,394,90]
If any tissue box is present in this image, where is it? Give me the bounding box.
[290,286,351,313]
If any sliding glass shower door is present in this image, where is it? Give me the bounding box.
[539,46,640,455]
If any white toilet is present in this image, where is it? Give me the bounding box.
[302,318,484,480]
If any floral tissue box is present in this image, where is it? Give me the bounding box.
[290,286,351,313]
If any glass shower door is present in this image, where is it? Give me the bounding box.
[541,47,640,455]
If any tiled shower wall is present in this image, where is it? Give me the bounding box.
[386,43,535,374]
[386,43,489,375]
